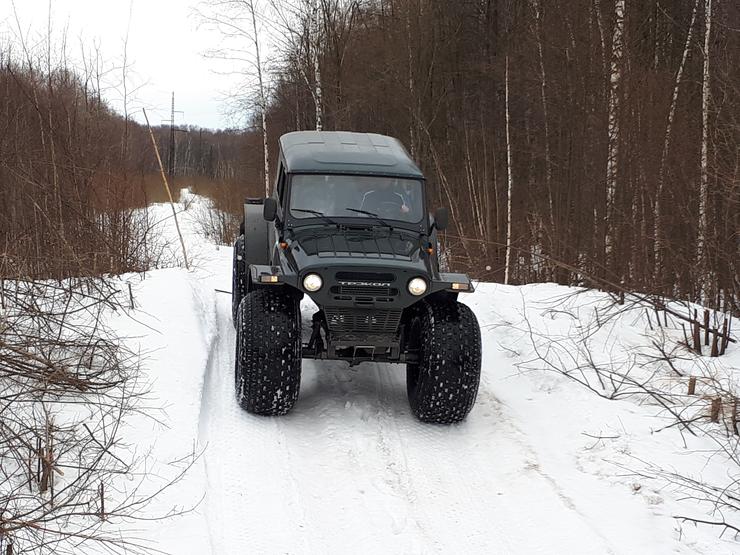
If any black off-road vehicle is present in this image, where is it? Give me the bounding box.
[232,131,481,423]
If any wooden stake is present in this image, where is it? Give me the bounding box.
[142,108,190,270]
[732,398,738,435]
[703,309,710,345]
[710,331,719,357]
[688,376,696,395]
[710,397,721,423]
[692,320,702,355]
[720,319,728,355]
[682,323,690,348]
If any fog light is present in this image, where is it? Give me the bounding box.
[259,274,279,284]
[451,282,470,291]
[303,273,323,292]
[408,277,428,296]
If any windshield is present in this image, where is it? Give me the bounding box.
[289,175,424,224]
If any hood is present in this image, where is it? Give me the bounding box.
[281,227,433,276]
[296,229,418,260]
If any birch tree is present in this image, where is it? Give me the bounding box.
[604,0,625,265]
[197,0,272,195]
[698,0,712,278]
[268,0,324,130]
[249,0,271,196]
[311,0,323,130]
[504,55,514,285]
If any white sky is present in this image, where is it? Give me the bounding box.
[0,0,245,129]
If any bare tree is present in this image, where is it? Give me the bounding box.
[605,0,625,266]
[654,0,699,278]
[196,0,273,193]
[268,0,326,130]
[504,55,514,285]
[698,0,713,292]
[311,0,323,130]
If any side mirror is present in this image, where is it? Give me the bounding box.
[433,207,449,231]
[263,198,277,222]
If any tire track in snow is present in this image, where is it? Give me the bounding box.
[195,295,225,555]
[371,364,442,550]
[195,292,618,554]
[199,296,314,554]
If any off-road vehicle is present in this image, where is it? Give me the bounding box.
[232,131,481,424]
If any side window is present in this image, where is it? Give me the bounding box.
[276,164,286,203]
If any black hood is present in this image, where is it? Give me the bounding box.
[296,228,417,260]
[279,227,434,279]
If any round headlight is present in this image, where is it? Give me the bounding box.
[302,273,323,292]
[408,277,428,296]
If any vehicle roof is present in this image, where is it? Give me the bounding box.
[279,131,424,178]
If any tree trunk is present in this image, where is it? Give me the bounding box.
[604,0,625,267]
[698,0,712,290]
[312,0,323,131]
[654,0,699,278]
[248,0,270,196]
[504,56,514,285]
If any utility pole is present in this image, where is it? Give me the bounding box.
[162,91,185,177]
[169,92,175,176]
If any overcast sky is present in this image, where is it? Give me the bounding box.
[0,0,244,129]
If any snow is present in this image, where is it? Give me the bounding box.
[100,193,738,553]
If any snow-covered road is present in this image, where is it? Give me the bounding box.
[111,196,738,554]
[197,293,615,554]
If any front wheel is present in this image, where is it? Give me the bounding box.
[406,299,481,424]
[235,289,302,416]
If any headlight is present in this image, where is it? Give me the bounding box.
[302,273,323,292]
[408,277,428,296]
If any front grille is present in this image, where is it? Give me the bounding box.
[330,285,399,297]
[324,308,403,335]
[335,271,396,283]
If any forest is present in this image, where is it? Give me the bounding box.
[238,0,738,311]
[1,0,738,302]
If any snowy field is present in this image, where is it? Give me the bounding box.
[104,194,739,554]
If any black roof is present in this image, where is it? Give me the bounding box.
[279,131,423,178]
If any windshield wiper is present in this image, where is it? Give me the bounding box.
[292,208,339,226]
[344,208,394,230]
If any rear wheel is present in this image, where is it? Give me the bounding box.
[406,299,481,423]
[235,289,302,416]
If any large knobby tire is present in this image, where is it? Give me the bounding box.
[406,299,482,424]
[231,235,249,327]
[235,288,302,416]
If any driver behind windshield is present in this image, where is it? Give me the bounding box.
[360,179,411,218]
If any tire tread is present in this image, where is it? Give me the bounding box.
[407,299,481,423]
[235,288,301,415]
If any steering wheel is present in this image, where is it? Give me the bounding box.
[376,200,405,217]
